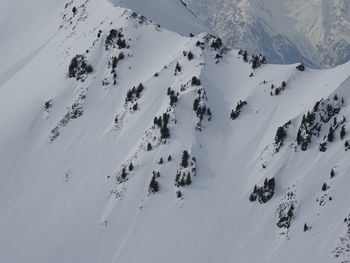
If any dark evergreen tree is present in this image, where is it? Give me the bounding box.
[159,158,163,164]
[287,204,294,218]
[210,38,223,50]
[322,183,328,191]
[163,113,169,125]
[345,140,350,149]
[275,126,287,146]
[169,90,178,106]
[147,143,152,151]
[330,169,335,178]
[186,173,192,185]
[187,51,194,60]
[251,56,260,69]
[191,76,201,86]
[249,192,257,202]
[121,168,127,180]
[249,178,275,203]
[125,88,134,102]
[112,56,118,70]
[149,175,159,193]
[327,126,334,142]
[181,151,189,168]
[193,98,200,111]
[207,108,212,118]
[178,176,186,187]
[304,223,309,232]
[168,155,172,162]
[160,125,170,139]
[230,100,247,120]
[340,126,346,140]
[68,54,93,80]
[105,29,118,49]
[118,52,125,60]
[175,62,181,74]
[242,50,248,62]
[128,162,134,171]
[176,190,182,198]
[296,63,305,71]
[319,142,327,152]
[267,178,275,190]
[175,171,181,183]
[154,116,161,127]
[117,38,126,49]
[296,129,302,145]
[136,83,144,98]
[44,100,52,111]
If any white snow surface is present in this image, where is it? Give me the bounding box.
[0,0,350,263]
[110,0,209,35]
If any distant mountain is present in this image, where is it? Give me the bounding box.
[185,0,350,68]
[1,0,350,263]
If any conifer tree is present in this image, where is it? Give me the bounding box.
[181,151,189,168]
[304,223,309,232]
[322,183,328,191]
[327,126,334,142]
[176,190,182,198]
[149,175,159,193]
[186,173,192,185]
[340,126,346,140]
[121,168,127,179]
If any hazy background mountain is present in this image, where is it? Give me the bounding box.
[185,0,350,68]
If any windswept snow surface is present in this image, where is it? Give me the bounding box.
[110,0,209,35]
[1,1,350,263]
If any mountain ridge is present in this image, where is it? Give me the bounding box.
[0,1,350,262]
[185,0,350,68]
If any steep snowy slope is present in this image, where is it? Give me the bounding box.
[185,0,350,68]
[0,0,63,87]
[1,1,350,263]
[110,0,209,35]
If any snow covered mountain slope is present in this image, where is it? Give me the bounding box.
[110,0,209,35]
[0,0,63,87]
[185,0,350,68]
[1,0,350,263]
